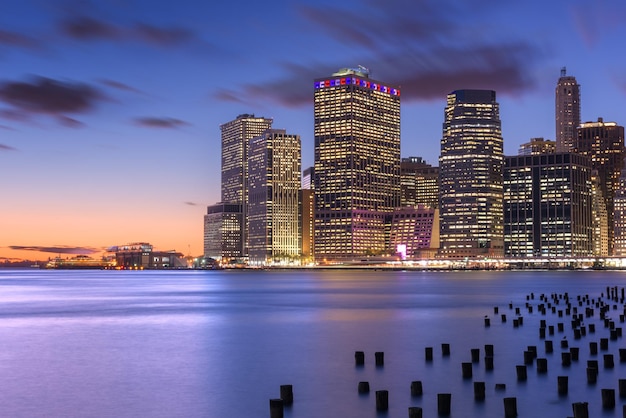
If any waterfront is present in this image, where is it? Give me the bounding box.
[1,269,626,417]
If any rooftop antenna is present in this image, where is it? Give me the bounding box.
[560,67,567,77]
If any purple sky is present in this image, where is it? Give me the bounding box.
[1,0,626,260]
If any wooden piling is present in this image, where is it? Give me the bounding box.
[602,388,615,409]
[503,397,517,417]
[604,354,614,369]
[561,352,571,367]
[269,399,284,418]
[557,376,568,395]
[408,406,423,418]
[619,378,626,398]
[516,365,527,381]
[462,362,473,379]
[586,367,597,384]
[437,393,451,415]
[410,381,422,397]
[536,358,548,374]
[485,356,494,371]
[471,348,480,363]
[425,346,433,362]
[545,340,553,353]
[590,342,598,355]
[442,343,450,357]
[485,344,494,357]
[279,385,293,405]
[474,381,485,401]
[570,346,579,361]
[357,381,370,394]
[375,390,388,411]
[375,351,384,366]
[355,351,365,366]
[572,401,588,418]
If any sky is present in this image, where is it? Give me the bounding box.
[1,0,626,261]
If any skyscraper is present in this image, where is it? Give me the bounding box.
[504,153,593,257]
[555,68,581,153]
[220,114,273,257]
[247,129,301,265]
[439,89,504,258]
[575,117,625,255]
[518,137,556,156]
[313,67,401,260]
[613,159,626,257]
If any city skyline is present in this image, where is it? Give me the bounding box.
[2,0,626,261]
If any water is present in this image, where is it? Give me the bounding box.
[1,269,625,417]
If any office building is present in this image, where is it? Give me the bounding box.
[203,202,244,262]
[313,67,401,260]
[388,206,439,259]
[439,89,504,258]
[613,159,626,257]
[555,68,581,152]
[220,114,273,257]
[504,153,593,257]
[400,157,439,209]
[518,137,556,156]
[247,129,301,265]
[302,167,314,190]
[575,118,625,254]
[591,171,609,257]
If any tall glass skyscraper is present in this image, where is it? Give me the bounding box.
[247,129,301,265]
[313,67,401,260]
[220,114,273,257]
[439,89,504,258]
[555,68,581,153]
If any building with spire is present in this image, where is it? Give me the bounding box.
[439,89,504,259]
[555,68,581,153]
[313,67,401,260]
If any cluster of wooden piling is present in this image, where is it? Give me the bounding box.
[269,285,626,416]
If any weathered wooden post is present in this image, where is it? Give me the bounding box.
[503,397,517,417]
[437,393,451,415]
[516,365,527,381]
[619,379,626,398]
[474,381,486,401]
[442,343,450,357]
[604,354,614,369]
[485,356,494,371]
[269,399,284,418]
[536,358,548,374]
[375,351,384,366]
[408,406,423,418]
[355,351,365,366]
[601,388,615,409]
[545,340,553,353]
[557,376,568,395]
[376,390,388,411]
[471,348,480,363]
[425,346,433,362]
[280,385,293,405]
[572,401,588,418]
[410,381,423,396]
[358,381,370,394]
[570,346,579,361]
[462,362,473,379]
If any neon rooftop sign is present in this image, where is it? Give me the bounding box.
[314,77,400,96]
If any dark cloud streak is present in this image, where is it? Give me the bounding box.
[134,117,188,128]
[216,0,543,105]
[9,245,101,255]
[0,143,17,151]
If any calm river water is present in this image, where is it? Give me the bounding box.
[1,268,626,417]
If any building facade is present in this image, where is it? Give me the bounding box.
[203,202,244,262]
[518,137,556,156]
[504,153,593,257]
[388,206,439,259]
[555,68,581,153]
[400,157,439,209]
[220,114,273,257]
[574,118,625,255]
[439,89,504,258]
[247,129,301,265]
[613,159,626,257]
[313,67,401,260]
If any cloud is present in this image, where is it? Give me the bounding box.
[9,245,101,255]
[215,0,542,105]
[98,79,144,94]
[0,29,41,50]
[133,117,188,128]
[0,143,17,151]
[0,76,104,124]
[59,16,196,47]
[184,201,198,206]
